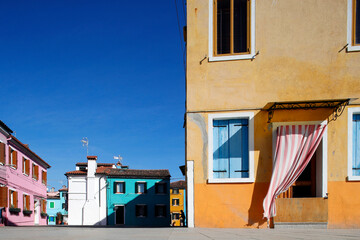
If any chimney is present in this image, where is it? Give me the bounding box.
[51,187,55,192]
[86,156,97,201]
[87,156,97,178]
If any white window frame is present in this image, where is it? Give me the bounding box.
[23,193,30,210]
[347,0,360,51]
[22,157,29,176]
[208,111,255,183]
[9,147,16,169]
[348,107,360,181]
[209,0,256,61]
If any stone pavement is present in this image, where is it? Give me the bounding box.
[1,227,360,240]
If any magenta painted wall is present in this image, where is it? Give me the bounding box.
[0,131,49,226]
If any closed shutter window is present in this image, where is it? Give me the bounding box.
[0,186,8,207]
[0,142,5,165]
[42,171,47,184]
[213,119,249,179]
[353,114,360,176]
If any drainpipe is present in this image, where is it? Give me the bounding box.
[99,175,107,225]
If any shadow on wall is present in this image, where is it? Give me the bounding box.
[246,108,332,227]
[3,211,47,226]
[106,180,171,227]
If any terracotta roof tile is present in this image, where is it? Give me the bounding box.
[76,162,114,167]
[10,135,51,168]
[65,170,87,176]
[170,180,186,189]
[97,168,171,179]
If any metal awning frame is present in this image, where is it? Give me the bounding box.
[266,99,351,123]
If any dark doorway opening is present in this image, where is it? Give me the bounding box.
[115,206,125,225]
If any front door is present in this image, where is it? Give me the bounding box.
[34,199,39,225]
[115,206,125,225]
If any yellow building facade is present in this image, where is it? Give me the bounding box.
[185,0,360,228]
[170,181,186,226]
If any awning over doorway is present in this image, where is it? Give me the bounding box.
[264,99,351,123]
[263,124,326,220]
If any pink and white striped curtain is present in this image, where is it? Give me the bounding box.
[263,124,327,220]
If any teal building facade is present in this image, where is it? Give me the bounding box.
[105,169,170,227]
[46,187,68,225]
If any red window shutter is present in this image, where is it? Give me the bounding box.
[44,171,47,184]
[42,199,46,213]
[0,142,5,164]
[23,195,26,209]
[36,166,39,180]
[13,151,18,169]
[0,186,7,207]
[26,160,30,175]
[27,195,30,210]
[14,191,18,208]
[8,147,11,165]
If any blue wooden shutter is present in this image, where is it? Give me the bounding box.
[353,114,360,176]
[229,119,249,178]
[213,120,229,178]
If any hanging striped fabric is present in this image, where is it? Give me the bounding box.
[263,124,326,221]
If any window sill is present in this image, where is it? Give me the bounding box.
[136,216,147,218]
[347,176,360,181]
[347,45,360,52]
[32,178,38,181]
[115,192,125,194]
[23,173,29,177]
[209,53,255,62]
[207,177,254,183]
[10,166,17,170]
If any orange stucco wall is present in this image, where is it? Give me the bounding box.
[185,0,360,228]
[170,188,185,226]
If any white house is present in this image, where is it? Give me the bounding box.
[65,156,111,225]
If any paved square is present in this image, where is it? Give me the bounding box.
[1,227,360,240]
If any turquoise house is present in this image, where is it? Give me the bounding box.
[103,168,171,227]
[46,186,68,225]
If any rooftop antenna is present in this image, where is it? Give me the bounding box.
[81,137,89,156]
[114,155,123,167]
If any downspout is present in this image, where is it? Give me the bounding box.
[99,175,107,225]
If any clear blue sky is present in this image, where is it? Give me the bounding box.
[0,0,186,190]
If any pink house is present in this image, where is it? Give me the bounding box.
[0,120,51,226]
